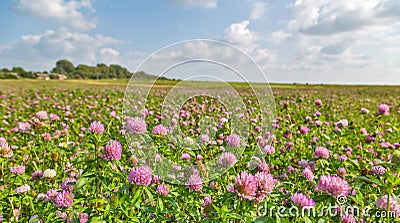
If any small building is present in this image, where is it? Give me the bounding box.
[36,73,50,80]
[55,74,67,80]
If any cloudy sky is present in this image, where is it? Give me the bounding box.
[0,0,399,84]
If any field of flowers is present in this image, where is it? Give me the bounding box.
[0,80,400,222]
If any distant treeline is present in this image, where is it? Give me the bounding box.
[0,59,171,80]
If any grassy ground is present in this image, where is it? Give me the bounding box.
[1,79,399,92]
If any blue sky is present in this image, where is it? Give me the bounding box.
[0,0,399,84]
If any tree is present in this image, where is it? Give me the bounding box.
[52,59,75,75]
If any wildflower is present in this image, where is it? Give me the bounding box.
[318,175,351,198]
[10,165,25,175]
[299,126,309,134]
[180,153,191,161]
[78,213,89,223]
[186,172,203,191]
[341,214,356,223]
[45,188,59,201]
[263,145,275,154]
[218,152,237,167]
[302,167,314,181]
[152,124,167,135]
[257,162,269,173]
[226,134,241,147]
[291,193,315,208]
[202,196,213,208]
[199,134,210,143]
[18,122,31,132]
[88,121,104,134]
[315,99,322,106]
[61,178,76,192]
[15,184,30,194]
[100,140,122,161]
[128,166,152,186]
[314,146,330,158]
[233,171,257,201]
[338,168,346,177]
[360,108,369,114]
[377,104,390,115]
[36,111,48,119]
[126,117,146,134]
[255,172,276,195]
[371,166,386,175]
[0,137,13,158]
[156,183,169,196]
[43,169,57,178]
[54,191,74,208]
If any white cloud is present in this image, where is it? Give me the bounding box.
[12,0,96,30]
[260,0,400,83]
[168,0,217,9]
[250,1,267,20]
[287,0,400,36]
[223,20,256,50]
[0,28,120,70]
[269,30,293,43]
[100,48,120,64]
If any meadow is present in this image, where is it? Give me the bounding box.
[0,79,399,222]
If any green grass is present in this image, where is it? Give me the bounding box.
[1,79,399,92]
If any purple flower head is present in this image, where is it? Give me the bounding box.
[127,117,147,134]
[263,145,275,154]
[89,121,104,134]
[318,175,351,198]
[314,146,330,158]
[101,140,122,161]
[18,122,31,132]
[341,214,356,223]
[54,191,74,208]
[186,172,203,191]
[360,108,369,114]
[10,165,25,175]
[36,111,48,120]
[152,124,167,135]
[335,119,348,128]
[202,196,213,208]
[298,160,309,168]
[199,134,210,143]
[338,155,348,162]
[78,213,89,223]
[45,188,59,202]
[377,104,390,115]
[338,168,347,177]
[128,166,152,186]
[218,152,237,167]
[233,171,257,201]
[257,162,269,173]
[14,184,30,194]
[180,153,191,161]
[156,183,169,196]
[299,126,309,134]
[255,172,276,195]
[31,171,43,181]
[61,178,76,192]
[315,99,322,106]
[302,167,314,181]
[371,166,386,175]
[291,193,315,208]
[226,134,241,147]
